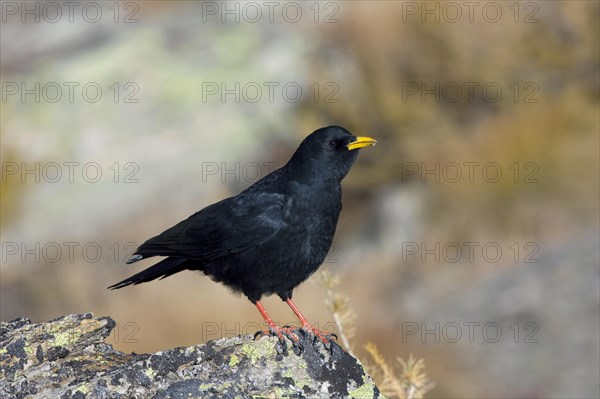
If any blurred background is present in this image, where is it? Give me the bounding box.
[1,1,598,398]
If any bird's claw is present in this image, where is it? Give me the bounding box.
[299,325,336,351]
[292,340,303,355]
[254,330,267,340]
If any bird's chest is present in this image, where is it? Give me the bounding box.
[284,186,341,268]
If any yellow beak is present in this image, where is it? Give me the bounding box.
[347,136,378,151]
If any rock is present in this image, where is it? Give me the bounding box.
[0,314,383,399]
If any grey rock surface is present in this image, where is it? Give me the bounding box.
[0,313,382,399]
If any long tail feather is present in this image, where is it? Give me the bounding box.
[108,257,188,289]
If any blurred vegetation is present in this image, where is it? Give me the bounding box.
[299,1,599,242]
[364,345,433,399]
[317,267,433,398]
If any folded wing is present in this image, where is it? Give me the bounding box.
[129,191,288,262]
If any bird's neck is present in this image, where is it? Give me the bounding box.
[282,158,345,187]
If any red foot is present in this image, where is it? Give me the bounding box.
[284,298,337,350]
[253,300,337,354]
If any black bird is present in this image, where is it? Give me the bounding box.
[109,126,376,350]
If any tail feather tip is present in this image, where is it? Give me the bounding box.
[126,254,143,264]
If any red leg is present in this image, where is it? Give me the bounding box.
[285,298,336,347]
[285,298,310,326]
[255,301,277,330]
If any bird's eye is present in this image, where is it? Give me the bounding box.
[328,140,338,148]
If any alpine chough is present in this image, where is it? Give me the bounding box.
[109,125,376,352]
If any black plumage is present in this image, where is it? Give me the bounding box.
[109,125,376,350]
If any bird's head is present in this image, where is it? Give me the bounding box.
[286,126,377,183]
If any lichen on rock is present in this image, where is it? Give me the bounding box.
[1,313,383,398]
